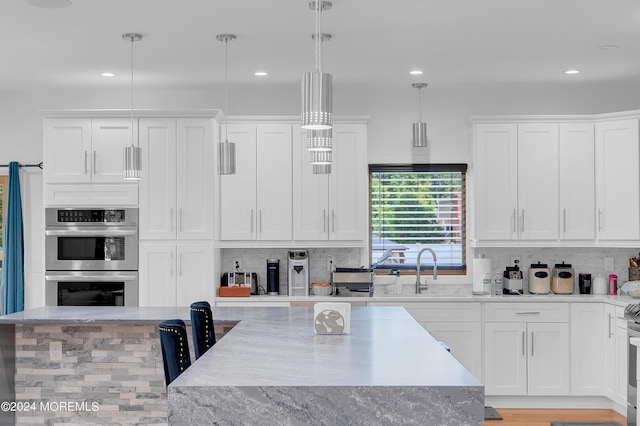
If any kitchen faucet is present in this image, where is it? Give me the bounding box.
[415,247,438,294]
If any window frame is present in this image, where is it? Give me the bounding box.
[368,163,468,275]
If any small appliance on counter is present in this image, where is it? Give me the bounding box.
[267,259,280,295]
[288,251,309,296]
[331,267,374,296]
[502,266,523,295]
[593,274,608,295]
[551,262,575,294]
[528,262,551,294]
[220,272,259,295]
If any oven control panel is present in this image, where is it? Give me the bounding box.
[57,209,125,223]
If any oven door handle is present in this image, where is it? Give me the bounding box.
[45,229,137,237]
[45,273,138,281]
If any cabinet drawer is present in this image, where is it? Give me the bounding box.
[399,302,481,323]
[485,302,568,322]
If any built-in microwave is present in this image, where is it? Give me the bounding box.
[45,270,139,307]
[45,208,138,271]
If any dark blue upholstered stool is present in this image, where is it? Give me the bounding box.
[439,341,451,352]
[158,319,191,386]
[190,301,216,359]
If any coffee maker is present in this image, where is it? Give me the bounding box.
[288,250,309,296]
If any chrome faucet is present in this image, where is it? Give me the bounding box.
[416,247,438,294]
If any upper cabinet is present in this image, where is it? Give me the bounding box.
[219,123,293,241]
[473,119,598,246]
[44,118,136,183]
[293,123,368,243]
[595,119,640,241]
[139,117,215,240]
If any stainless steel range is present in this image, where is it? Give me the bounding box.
[625,303,640,425]
[44,207,139,306]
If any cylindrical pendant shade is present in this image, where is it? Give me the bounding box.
[413,121,428,147]
[218,140,236,175]
[301,71,333,129]
[307,128,333,151]
[313,164,332,174]
[310,150,332,165]
[123,145,142,180]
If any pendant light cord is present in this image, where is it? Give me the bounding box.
[417,87,422,122]
[224,38,229,143]
[130,35,135,147]
[315,0,321,73]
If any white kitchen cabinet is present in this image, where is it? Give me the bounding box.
[484,302,569,396]
[44,118,136,183]
[595,119,640,240]
[605,304,628,406]
[570,303,605,395]
[368,301,482,380]
[559,124,595,240]
[139,117,215,240]
[219,123,293,241]
[138,242,215,306]
[293,123,368,242]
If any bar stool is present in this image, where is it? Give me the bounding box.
[439,341,451,352]
[190,301,216,359]
[158,319,191,386]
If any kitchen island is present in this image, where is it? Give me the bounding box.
[0,306,482,425]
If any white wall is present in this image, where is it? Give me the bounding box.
[3,79,640,307]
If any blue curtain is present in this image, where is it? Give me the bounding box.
[2,162,24,314]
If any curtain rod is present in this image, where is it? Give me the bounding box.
[0,162,43,169]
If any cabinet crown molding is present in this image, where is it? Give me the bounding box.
[468,108,640,125]
[39,109,224,119]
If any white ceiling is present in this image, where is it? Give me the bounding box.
[2,0,640,93]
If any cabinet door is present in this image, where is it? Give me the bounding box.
[570,303,605,395]
[175,243,215,306]
[527,322,569,395]
[292,127,330,240]
[138,243,176,306]
[474,124,518,240]
[91,118,136,182]
[605,303,616,399]
[329,124,367,241]
[177,118,214,240]
[559,124,595,240]
[517,124,559,240]
[595,119,640,240]
[256,124,292,240]
[139,118,177,240]
[43,118,92,183]
[426,322,482,381]
[219,124,257,240]
[615,324,628,405]
[484,322,527,395]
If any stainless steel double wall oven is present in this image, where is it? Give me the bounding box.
[45,207,139,306]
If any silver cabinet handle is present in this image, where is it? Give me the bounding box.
[179,253,183,277]
[522,331,525,356]
[84,150,88,174]
[512,209,516,233]
[259,209,262,233]
[563,209,567,233]
[170,253,174,276]
[520,209,525,233]
[170,208,174,232]
[93,150,97,175]
[531,331,534,357]
[179,208,183,232]
[608,313,613,338]
[598,209,603,231]
[250,209,254,233]
[332,210,335,233]
[516,312,541,315]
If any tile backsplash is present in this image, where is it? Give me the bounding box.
[221,248,364,295]
[475,247,640,293]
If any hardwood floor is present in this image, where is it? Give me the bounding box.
[485,408,627,426]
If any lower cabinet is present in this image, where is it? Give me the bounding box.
[139,242,215,306]
[369,301,482,380]
[484,303,570,396]
[605,304,628,406]
[570,303,606,395]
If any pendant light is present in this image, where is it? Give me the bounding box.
[122,33,143,180]
[412,83,428,148]
[301,1,333,130]
[313,164,332,174]
[217,34,237,175]
[307,127,332,151]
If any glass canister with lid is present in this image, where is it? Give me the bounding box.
[551,262,575,294]
[528,262,551,294]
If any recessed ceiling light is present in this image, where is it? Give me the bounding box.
[254,71,268,77]
[598,44,619,50]
[565,69,581,75]
[101,72,116,77]
[410,70,423,75]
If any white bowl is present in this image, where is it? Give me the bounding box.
[312,285,333,296]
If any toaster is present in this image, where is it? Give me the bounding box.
[221,272,259,295]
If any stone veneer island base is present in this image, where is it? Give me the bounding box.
[0,306,483,425]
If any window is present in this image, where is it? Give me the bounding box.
[369,164,467,273]
[0,175,6,265]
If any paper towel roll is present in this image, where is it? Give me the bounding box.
[473,258,492,295]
